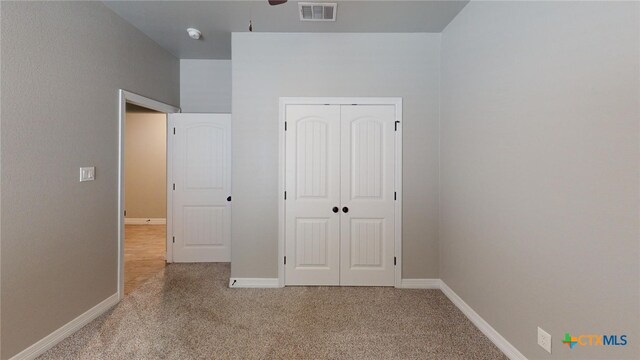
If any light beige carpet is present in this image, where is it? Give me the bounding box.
[40,263,507,359]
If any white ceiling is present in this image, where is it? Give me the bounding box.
[103,0,469,59]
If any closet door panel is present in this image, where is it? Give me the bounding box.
[339,105,396,286]
[285,105,341,285]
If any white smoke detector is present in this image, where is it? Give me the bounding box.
[299,2,337,21]
[186,28,202,40]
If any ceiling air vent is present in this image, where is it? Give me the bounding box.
[299,2,337,22]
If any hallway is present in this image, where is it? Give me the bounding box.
[124,224,166,295]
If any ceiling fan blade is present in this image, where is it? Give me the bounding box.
[268,0,287,5]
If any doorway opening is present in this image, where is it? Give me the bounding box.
[123,103,167,295]
[118,90,180,299]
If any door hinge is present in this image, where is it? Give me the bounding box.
[284,191,287,200]
[173,127,176,135]
[173,183,175,190]
[395,121,400,131]
[394,191,397,200]
[284,256,287,265]
[284,122,287,131]
[172,236,175,243]
[394,256,397,266]
[124,210,127,216]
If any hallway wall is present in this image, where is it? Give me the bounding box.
[125,106,167,219]
[180,59,231,113]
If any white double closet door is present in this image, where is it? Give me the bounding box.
[285,104,397,286]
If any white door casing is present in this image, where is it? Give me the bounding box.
[170,113,231,262]
[285,105,341,285]
[118,90,180,299]
[282,99,401,287]
[339,105,396,286]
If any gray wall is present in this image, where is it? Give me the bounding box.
[0,2,179,359]
[231,33,440,279]
[180,59,231,113]
[440,1,639,359]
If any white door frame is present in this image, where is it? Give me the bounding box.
[118,89,180,300]
[278,97,403,288]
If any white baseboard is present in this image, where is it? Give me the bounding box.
[124,218,166,225]
[9,293,119,360]
[398,278,442,289]
[229,278,281,288]
[440,282,527,360]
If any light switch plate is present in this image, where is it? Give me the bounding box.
[80,167,95,182]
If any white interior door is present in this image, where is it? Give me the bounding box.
[284,103,397,286]
[170,113,231,262]
[285,105,341,285]
[339,105,396,286]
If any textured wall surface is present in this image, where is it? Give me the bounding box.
[180,59,231,113]
[0,2,179,358]
[440,2,639,359]
[125,109,167,219]
[232,33,441,279]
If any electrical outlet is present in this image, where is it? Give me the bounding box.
[538,327,552,353]
[79,166,95,182]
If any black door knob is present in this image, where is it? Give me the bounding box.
[342,207,349,213]
[227,196,232,202]
[332,207,339,213]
